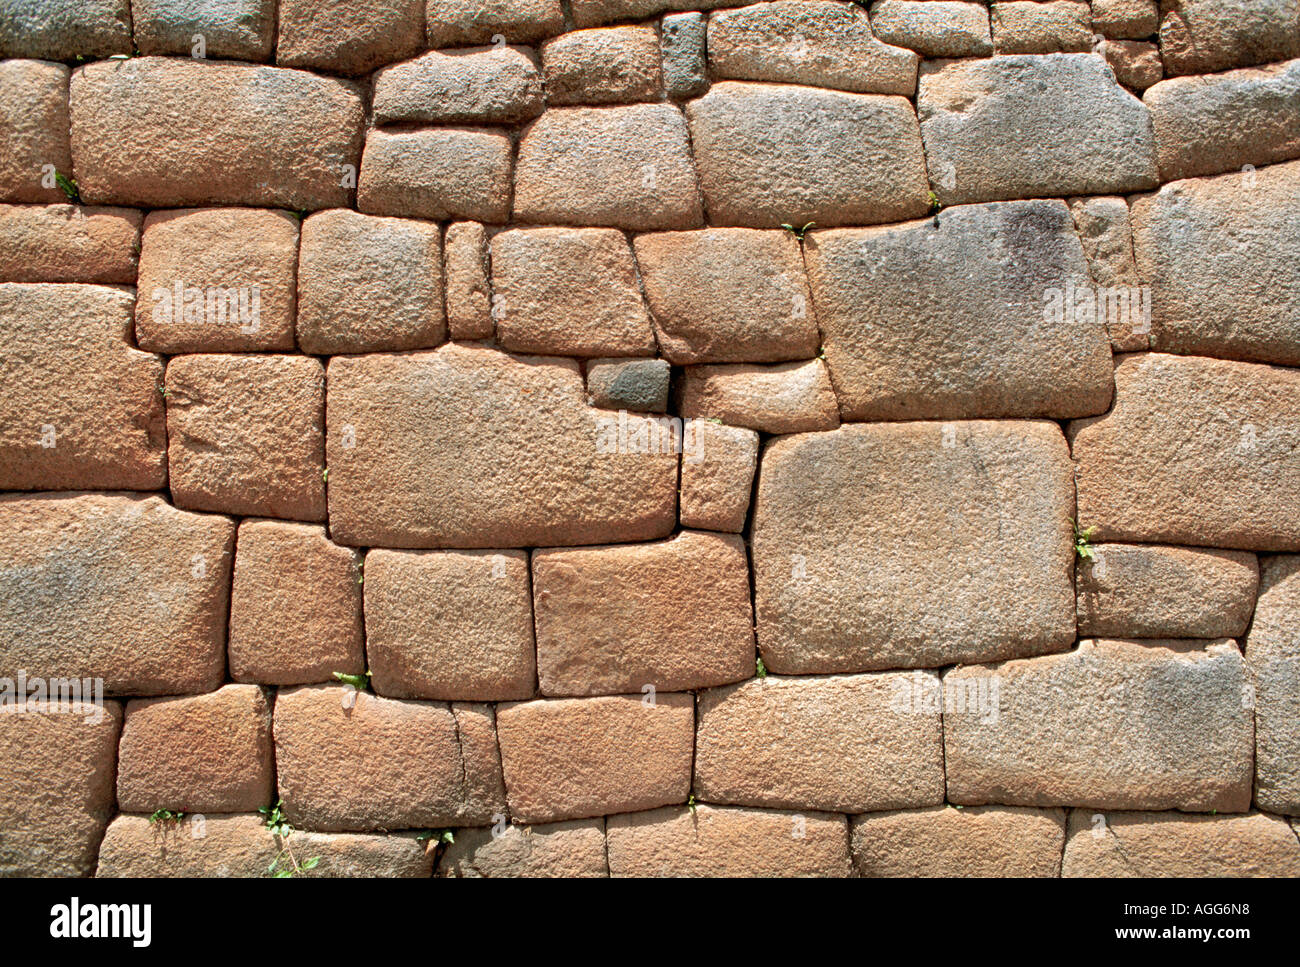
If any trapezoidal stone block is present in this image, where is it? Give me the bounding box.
[1158,0,1300,77]
[0,203,141,284]
[276,0,424,75]
[372,46,545,125]
[850,806,1067,877]
[357,127,512,224]
[1248,555,1300,815]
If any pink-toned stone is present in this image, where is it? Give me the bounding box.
[0,204,140,283]
[1101,39,1163,89]
[540,26,662,105]
[677,360,840,434]
[991,1,1093,53]
[426,0,565,47]
[1248,555,1300,814]
[679,421,759,533]
[851,806,1067,877]
[373,46,544,124]
[444,221,492,340]
[358,127,513,224]
[1159,0,1300,76]
[439,819,608,877]
[276,0,424,75]
[0,60,70,204]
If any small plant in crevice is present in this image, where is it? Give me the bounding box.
[1072,519,1097,560]
[781,221,816,240]
[927,190,942,214]
[755,656,768,679]
[415,829,455,847]
[54,171,80,203]
[332,669,372,691]
[687,794,698,814]
[148,808,185,825]
[260,799,320,878]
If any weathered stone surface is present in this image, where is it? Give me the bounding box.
[533,531,754,696]
[513,105,703,230]
[117,685,273,813]
[0,60,71,204]
[1063,810,1300,876]
[679,422,759,533]
[0,493,234,695]
[426,0,565,47]
[133,0,275,59]
[919,54,1158,205]
[945,639,1254,811]
[1067,195,1146,351]
[1248,555,1300,814]
[688,82,929,227]
[496,694,694,823]
[439,819,608,877]
[570,0,731,28]
[1146,59,1300,182]
[373,47,544,124]
[0,701,122,876]
[695,674,946,812]
[805,201,1114,420]
[491,228,656,356]
[869,1,994,57]
[662,12,709,99]
[1159,0,1300,77]
[135,207,298,353]
[1091,0,1159,38]
[69,57,364,210]
[1070,353,1300,550]
[608,805,852,877]
[0,0,131,59]
[297,209,445,354]
[326,344,679,548]
[991,1,1092,53]
[1101,39,1163,89]
[1076,544,1258,639]
[444,221,492,340]
[166,354,326,522]
[227,520,364,686]
[851,806,1067,877]
[365,548,536,702]
[708,1,918,95]
[0,204,140,283]
[541,26,662,105]
[274,687,505,831]
[0,284,166,490]
[677,360,840,434]
[586,358,671,412]
[277,0,423,74]
[634,228,819,364]
[358,128,512,224]
[752,421,1075,672]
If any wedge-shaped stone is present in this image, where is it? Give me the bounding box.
[1248,555,1300,814]
[919,54,1158,205]
[0,284,166,490]
[0,204,140,283]
[133,0,275,59]
[1102,39,1163,90]
[991,1,1092,54]
[0,0,131,59]
[695,674,945,812]
[0,60,71,203]
[688,82,929,227]
[662,12,709,99]
[326,344,678,548]
[851,806,1066,877]
[496,694,694,823]
[1067,195,1146,351]
[752,421,1075,673]
[373,47,544,125]
[514,104,703,230]
[945,639,1254,811]
[806,201,1113,420]
[679,422,759,533]
[358,128,512,224]
[677,360,840,434]
[1070,353,1300,550]
[541,26,662,105]
[608,805,852,877]
[1063,810,1300,877]
[533,531,754,696]
[439,819,607,877]
[869,1,993,58]
[274,687,505,832]
[69,57,363,209]
[426,0,565,46]
[1159,0,1300,76]
[0,493,235,695]
[277,0,424,74]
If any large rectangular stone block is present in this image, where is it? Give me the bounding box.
[851,806,1066,877]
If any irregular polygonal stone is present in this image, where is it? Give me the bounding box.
[662,12,709,99]
[439,819,607,877]
[166,354,326,522]
[357,128,512,224]
[1067,195,1147,351]
[688,82,929,227]
[1145,59,1300,182]
[490,227,656,356]
[869,1,994,57]
[69,57,364,210]
[1090,0,1159,38]
[373,47,544,125]
[679,422,759,533]
[276,0,423,74]
[136,207,297,353]
[0,0,131,59]
[496,694,694,823]
[608,805,852,877]
[541,26,662,104]
[945,639,1254,811]
[1063,810,1300,876]
[533,531,754,696]
[0,284,166,490]
[514,104,703,231]
[444,221,492,340]
[117,685,273,814]
[326,344,678,548]
[850,806,1067,877]
[0,700,122,876]
[1076,544,1258,639]
[634,228,819,364]
[586,358,670,412]
[919,54,1158,205]
[0,493,234,695]
[805,201,1114,421]
[425,0,565,47]
[1070,353,1300,550]
[1248,555,1300,814]
[707,1,917,95]
[365,548,536,702]
[677,360,840,434]
[1101,39,1163,89]
[297,209,444,354]
[133,0,275,59]
[570,0,730,27]
[753,421,1075,672]
[227,520,364,686]
[274,687,505,831]
[695,674,945,812]
[0,59,70,204]
[0,204,140,283]
[1159,0,1300,77]
[991,1,1092,53]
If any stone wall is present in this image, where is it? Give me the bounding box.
[2,0,1299,878]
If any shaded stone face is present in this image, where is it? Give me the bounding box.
[0,0,132,60]
[132,0,276,60]
[1158,0,1300,76]
[540,26,663,105]
[851,806,1067,877]
[1248,555,1300,815]
[372,46,545,125]
[440,819,608,878]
